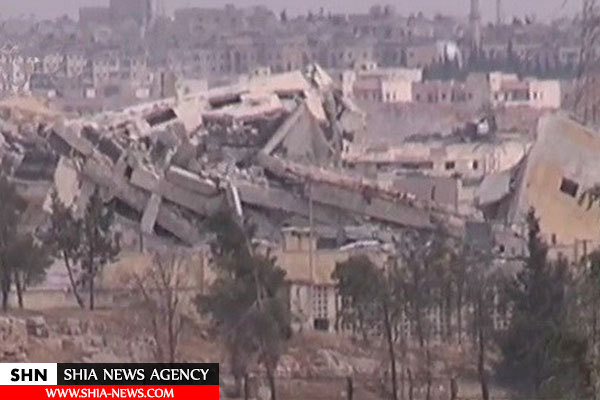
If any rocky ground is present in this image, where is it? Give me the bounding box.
[0,308,499,399]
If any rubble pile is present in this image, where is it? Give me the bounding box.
[0,315,157,363]
[0,316,28,361]
[0,65,463,248]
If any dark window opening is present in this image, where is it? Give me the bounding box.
[560,178,579,198]
[472,160,479,170]
[398,161,434,170]
[104,85,120,97]
[124,165,134,180]
[445,161,455,170]
[108,198,142,221]
[430,186,436,201]
[317,237,338,250]
[81,126,100,145]
[314,318,329,331]
[551,234,557,245]
[47,131,72,156]
[499,245,505,253]
[145,108,177,127]
[98,138,123,164]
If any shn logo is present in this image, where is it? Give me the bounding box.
[11,369,47,382]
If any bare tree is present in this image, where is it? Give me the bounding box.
[574,0,600,125]
[134,252,187,363]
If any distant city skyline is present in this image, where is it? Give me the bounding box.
[0,0,580,22]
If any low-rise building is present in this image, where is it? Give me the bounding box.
[489,71,561,109]
[346,65,422,103]
[269,227,389,333]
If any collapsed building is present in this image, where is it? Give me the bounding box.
[8,66,595,333]
[0,65,470,325]
[1,65,465,246]
[478,112,600,260]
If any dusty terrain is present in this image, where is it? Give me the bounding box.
[0,306,505,399]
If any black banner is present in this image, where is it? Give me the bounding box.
[57,363,219,386]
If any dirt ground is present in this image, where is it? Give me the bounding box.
[2,306,508,399]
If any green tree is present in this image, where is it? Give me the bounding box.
[46,191,85,308]
[0,172,24,310]
[79,188,120,310]
[466,245,502,400]
[5,234,52,309]
[198,211,289,400]
[333,255,401,400]
[399,229,452,400]
[498,209,591,398]
[579,250,600,399]
[0,170,51,310]
[333,255,381,342]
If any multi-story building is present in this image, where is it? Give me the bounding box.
[41,53,64,75]
[79,7,112,26]
[109,0,152,27]
[268,227,389,333]
[65,51,88,79]
[0,46,35,93]
[173,5,245,42]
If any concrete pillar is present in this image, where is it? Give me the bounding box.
[141,193,162,234]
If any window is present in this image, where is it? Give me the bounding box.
[314,318,329,331]
[445,161,456,170]
[124,165,133,180]
[313,286,329,321]
[551,234,557,245]
[316,237,337,250]
[472,160,479,170]
[560,178,579,198]
[399,161,434,170]
[499,244,505,254]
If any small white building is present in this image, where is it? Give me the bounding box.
[340,63,422,103]
[489,71,561,109]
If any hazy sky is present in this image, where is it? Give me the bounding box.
[0,0,579,21]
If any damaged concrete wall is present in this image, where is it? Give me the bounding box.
[509,113,600,246]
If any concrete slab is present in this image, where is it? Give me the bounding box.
[165,166,218,196]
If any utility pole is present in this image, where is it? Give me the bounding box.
[469,0,482,51]
[308,181,315,329]
[496,0,503,25]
